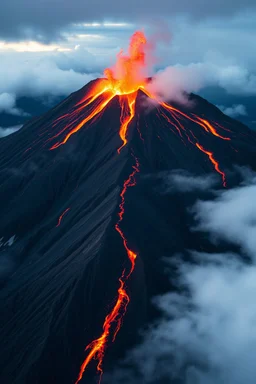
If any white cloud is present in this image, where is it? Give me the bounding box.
[119,251,256,384]
[0,53,101,99]
[147,64,206,104]
[0,93,28,116]
[194,177,256,259]
[148,61,256,104]
[0,40,70,52]
[0,125,22,137]
[0,15,256,109]
[144,14,256,102]
[75,22,133,29]
[217,104,247,118]
[161,171,217,192]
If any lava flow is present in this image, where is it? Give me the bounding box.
[48,30,230,184]
[56,208,70,227]
[49,31,147,152]
[46,30,233,383]
[196,143,226,187]
[75,158,139,384]
[118,93,137,153]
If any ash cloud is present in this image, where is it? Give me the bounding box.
[107,170,256,384]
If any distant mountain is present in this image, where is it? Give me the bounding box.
[0,79,256,384]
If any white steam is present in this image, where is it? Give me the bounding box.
[147,61,256,104]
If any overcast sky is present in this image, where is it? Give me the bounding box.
[1,0,256,40]
[0,0,256,129]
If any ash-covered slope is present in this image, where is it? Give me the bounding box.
[0,80,256,384]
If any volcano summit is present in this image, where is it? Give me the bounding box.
[0,31,256,384]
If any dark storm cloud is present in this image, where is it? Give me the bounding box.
[1,0,256,40]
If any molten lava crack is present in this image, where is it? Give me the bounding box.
[75,158,140,384]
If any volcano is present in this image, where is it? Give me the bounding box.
[1,31,256,384]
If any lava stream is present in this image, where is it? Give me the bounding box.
[160,101,230,141]
[196,143,226,187]
[56,208,70,227]
[114,157,139,277]
[118,93,137,153]
[75,158,140,384]
[50,93,115,149]
[45,30,233,383]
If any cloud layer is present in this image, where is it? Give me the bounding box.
[194,177,256,258]
[0,53,99,98]
[0,49,102,114]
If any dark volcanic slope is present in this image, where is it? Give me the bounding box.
[0,80,256,384]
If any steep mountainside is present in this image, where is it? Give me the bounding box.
[0,80,256,384]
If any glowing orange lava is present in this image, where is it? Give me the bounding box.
[50,93,115,149]
[196,143,226,187]
[103,30,147,95]
[48,31,230,183]
[75,158,139,384]
[114,157,139,277]
[56,208,70,227]
[118,93,137,153]
[46,30,234,383]
[75,276,130,384]
[48,31,147,151]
